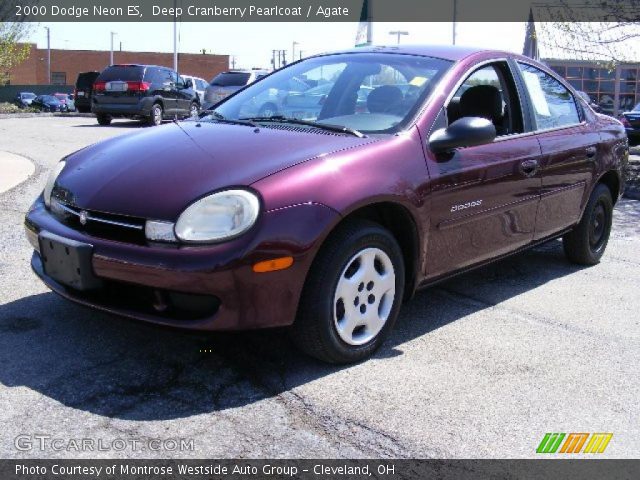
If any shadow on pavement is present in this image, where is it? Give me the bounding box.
[0,239,585,421]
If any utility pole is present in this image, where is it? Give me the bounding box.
[45,27,51,84]
[173,0,178,71]
[452,0,457,45]
[292,41,299,63]
[282,50,287,66]
[110,31,116,65]
[299,50,304,60]
[272,49,277,70]
[389,30,409,44]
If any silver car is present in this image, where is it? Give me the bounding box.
[181,75,208,103]
[204,69,269,107]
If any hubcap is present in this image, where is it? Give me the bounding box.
[333,247,395,346]
[154,107,162,124]
[190,105,198,117]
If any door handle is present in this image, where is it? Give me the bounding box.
[519,159,539,177]
[585,146,597,159]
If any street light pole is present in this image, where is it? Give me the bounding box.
[292,41,299,63]
[452,0,457,45]
[173,0,178,72]
[388,30,409,45]
[45,27,51,84]
[109,31,116,66]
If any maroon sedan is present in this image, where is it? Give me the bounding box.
[25,46,627,363]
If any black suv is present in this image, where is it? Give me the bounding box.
[92,64,199,126]
[74,71,100,113]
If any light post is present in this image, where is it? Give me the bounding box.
[292,41,299,63]
[110,31,117,66]
[388,30,409,44]
[45,27,51,84]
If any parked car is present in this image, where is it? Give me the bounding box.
[25,46,626,363]
[203,69,269,107]
[53,92,75,112]
[620,103,640,145]
[14,92,36,108]
[31,95,64,112]
[74,71,100,113]
[92,64,200,126]
[281,83,373,120]
[237,76,312,118]
[181,74,208,103]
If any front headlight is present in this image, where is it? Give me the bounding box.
[174,189,260,243]
[43,161,66,208]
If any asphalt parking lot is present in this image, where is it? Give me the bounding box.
[0,116,639,459]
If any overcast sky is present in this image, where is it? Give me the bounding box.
[26,22,527,70]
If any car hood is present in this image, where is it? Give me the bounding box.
[57,121,374,220]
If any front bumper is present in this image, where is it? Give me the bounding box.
[25,198,339,330]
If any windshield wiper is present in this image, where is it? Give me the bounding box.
[240,115,365,138]
[205,111,258,128]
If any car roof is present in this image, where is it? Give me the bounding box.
[319,44,501,62]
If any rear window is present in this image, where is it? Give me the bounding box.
[210,72,251,87]
[76,72,100,88]
[96,66,145,82]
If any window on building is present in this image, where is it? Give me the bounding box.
[517,62,580,130]
[51,72,66,85]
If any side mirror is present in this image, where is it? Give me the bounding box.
[429,117,496,154]
[184,79,193,89]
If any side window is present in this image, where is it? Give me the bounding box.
[517,62,580,130]
[447,62,523,136]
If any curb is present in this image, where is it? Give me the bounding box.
[0,112,95,119]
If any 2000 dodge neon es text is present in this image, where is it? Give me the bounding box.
[25,45,627,363]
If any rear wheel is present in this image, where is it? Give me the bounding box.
[96,114,112,126]
[147,103,163,126]
[291,219,405,364]
[563,183,613,265]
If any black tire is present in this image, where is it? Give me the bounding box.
[291,219,405,364]
[563,183,613,265]
[258,102,278,117]
[96,114,112,126]
[147,103,163,126]
[76,106,90,113]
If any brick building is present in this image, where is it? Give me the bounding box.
[7,43,229,86]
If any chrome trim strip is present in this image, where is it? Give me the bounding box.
[55,201,144,231]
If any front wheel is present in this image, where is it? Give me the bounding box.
[189,102,199,118]
[563,183,613,265]
[291,219,405,364]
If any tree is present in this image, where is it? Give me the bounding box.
[532,1,640,63]
[0,22,32,84]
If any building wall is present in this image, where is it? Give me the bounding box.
[8,43,229,86]
[545,59,640,116]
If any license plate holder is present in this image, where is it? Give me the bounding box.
[38,231,102,290]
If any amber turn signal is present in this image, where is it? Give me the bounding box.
[252,256,294,273]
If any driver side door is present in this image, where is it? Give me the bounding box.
[423,60,543,280]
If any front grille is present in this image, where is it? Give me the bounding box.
[51,200,147,245]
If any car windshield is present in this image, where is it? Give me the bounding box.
[54,94,66,100]
[210,72,251,87]
[209,53,452,134]
[41,96,57,102]
[21,93,36,99]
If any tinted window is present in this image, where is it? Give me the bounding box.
[21,93,35,99]
[210,72,251,87]
[97,66,145,82]
[76,72,99,88]
[517,62,580,130]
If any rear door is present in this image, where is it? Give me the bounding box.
[172,71,192,113]
[424,60,542,279]
[515,61,600,239]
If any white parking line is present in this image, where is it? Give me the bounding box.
[0,151,35,193]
